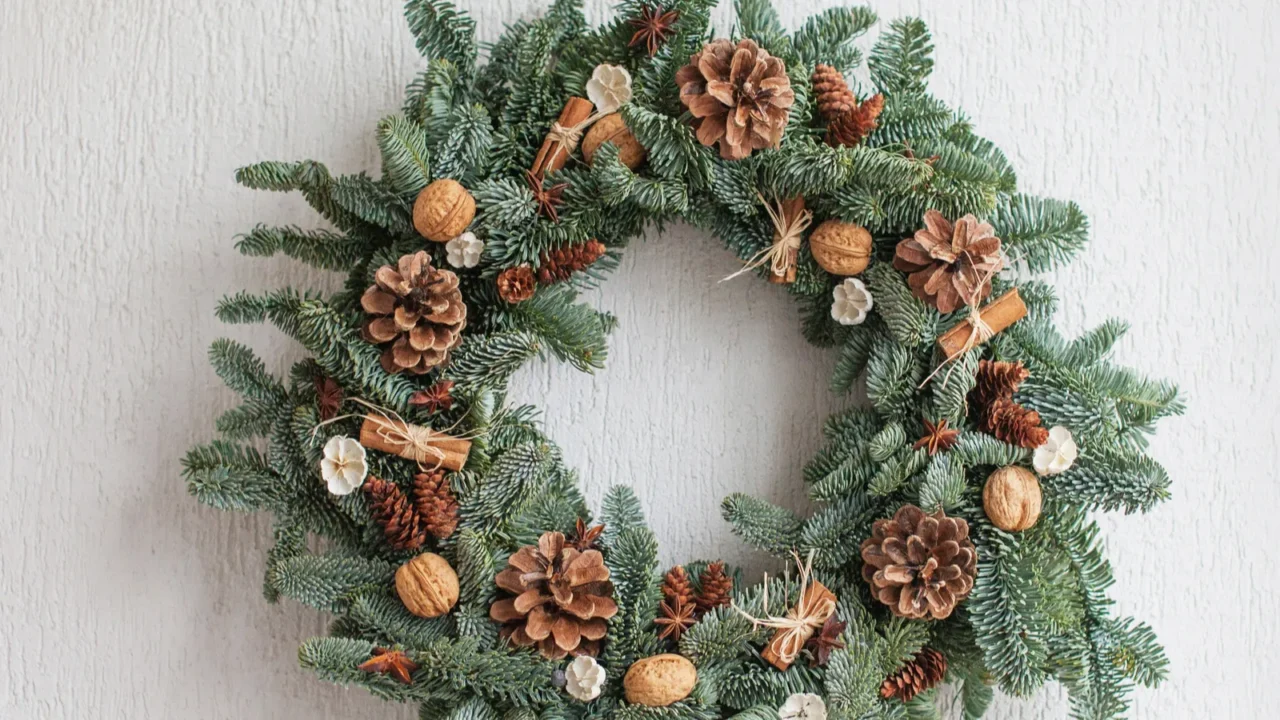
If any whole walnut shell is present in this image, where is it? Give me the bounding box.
[809,219,872,276]
[983,466,1042,531]
[413,178,475,242]
[623,654,697,707]
[582,113,646,170]
[395,552,459,618]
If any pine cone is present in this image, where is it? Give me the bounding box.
[861,505,976,620]
[969,361,1048,449]
[894,211,1004,313]
[365,477,427,551]
[811,64,883,147]
[538,239,606,284]
[970,360,1030,413]
[413,469,459,539]
[496,266,536,304]
[490,531,618,659]
[987,398,1050,449]
[695,562,733,614]
[662,566,694,609]
[881,648,948,702]
[675,39,795,160]
[361,251,467,374]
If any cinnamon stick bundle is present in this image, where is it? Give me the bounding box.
[936,288,1027,358]
[530,97,594,177]
[759,580,837,671]
[767,195,806,284]
[359,414,471,471]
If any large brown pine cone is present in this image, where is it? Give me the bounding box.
[675,39,795,160]
[861,505,976,620]
[361,251,466,374]
[489,531,618,659]
[894,211,1003,313]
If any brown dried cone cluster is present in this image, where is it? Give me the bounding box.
[496,265,537,304]
[364,473,460,550]
[676,39,795,160]
[881,647,948,702]
[413,469,459,539]
[861,505,977,620]
[361,251,466,374]
[538,239,606,284]
[365,477,429,551]
[969,360,1049,448]
[811,64,884,147]
[894,210,1004,313]
[695,561,733,613]
[489,531,618,659]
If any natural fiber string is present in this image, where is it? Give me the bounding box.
[721,192,813,282]
[310,397,482,472]
[542,111,607,172]
[731,550,836,666]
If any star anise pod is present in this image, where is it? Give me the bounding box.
[568,517,606,552]
[655,597,697,642]
[805,615,847,667]
[526,170,567,223]
[628,5,679,57]
[409,379,455,413]
[314,376,343,421]
[357,647,418,684]
[913,417,960,455]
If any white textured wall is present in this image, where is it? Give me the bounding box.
[2,0,1277,717]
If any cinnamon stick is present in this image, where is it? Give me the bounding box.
[767,195,806,284]
[530,97,594,177]
[936,288,1027,358]
[760,580,836,671]
[359,414,471,471]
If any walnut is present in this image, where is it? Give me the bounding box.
[582,113,646,170]
[623,654,697,707]
[983,466,1042,531]
[395,552,459,618]
[809,220,872,276]
[413,178,475,242]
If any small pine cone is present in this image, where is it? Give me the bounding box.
[881,648,948,702]
[970,360,1031,414]
[537,239,606,284]
[413,470,459,539]
[661,566,694,608]
[365,477,427,551]
[497,266,536,304]
[811,64,882,147]
[812,63,857,118]
[695,562,733,614]
[986,398,1050,449]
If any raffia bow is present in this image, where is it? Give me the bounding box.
[312,397,472,472]
[918,252,1007,389]
[722,192,813,282]
[541,111,607,175]
[732,550,836,668]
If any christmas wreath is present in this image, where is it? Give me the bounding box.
[184,0,1182,717]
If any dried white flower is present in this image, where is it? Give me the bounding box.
[1033,426,1078,476]
[586,64,633,115]
[831,277,874,326]
[564,655,606,702]
[446,231,484,269]
[320,436,367,495]
[778,693,827,720]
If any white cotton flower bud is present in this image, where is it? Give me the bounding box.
[831,277,874,326]
[586,64,633,115]
[446,231,484,269]
[320,436,367,495]
[564,655,605,702]
[1033,426,1078,476]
